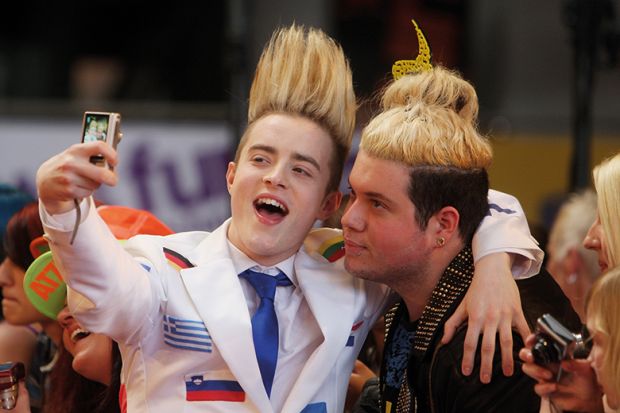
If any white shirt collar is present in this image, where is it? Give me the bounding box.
[226,238,297,285]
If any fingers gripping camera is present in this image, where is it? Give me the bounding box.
[81,111,122,169]
[0,362,25,410]
[532,313,591,381]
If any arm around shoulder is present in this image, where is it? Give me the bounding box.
[473,189,543,279]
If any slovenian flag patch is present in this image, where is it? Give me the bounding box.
[346,320,364,347]
[185,374,245,402]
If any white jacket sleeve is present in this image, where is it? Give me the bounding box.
[39,197,165,344]
[472,189,544,279]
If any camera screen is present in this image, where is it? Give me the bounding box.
[82,113,109,143]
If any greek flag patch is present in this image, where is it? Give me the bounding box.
[163,314,212,353]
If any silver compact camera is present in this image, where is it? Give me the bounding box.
[0,362,25,410]
[81,111,122,169]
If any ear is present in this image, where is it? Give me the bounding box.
[431,206,460,241]
[317,191,343,221]
[564,247,583,274]
[225,162,237,193]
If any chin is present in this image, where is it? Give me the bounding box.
[605,392,619,410]
[72,358,91,380]
[344,263,374,281]
[72,357,105,384]
[245,240,278,259]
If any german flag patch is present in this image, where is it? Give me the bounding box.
[163,247,195,270]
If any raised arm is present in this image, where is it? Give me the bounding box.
[442,189,543,383]
[36,143,162,344]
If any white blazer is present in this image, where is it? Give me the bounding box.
[45,204,389,413]
[40,189,542,413]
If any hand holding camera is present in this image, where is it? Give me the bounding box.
[531,313,590,382]
[81,112,122,169]
[0,362,25,411]
[36,111,122,215]
[519,314,604,412]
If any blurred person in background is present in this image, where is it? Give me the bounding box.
[0,185,36,371]
[521,153,620,412]
[1,204,173,413]
[2,310,123,413]
[0,184,34,263]
[0,202,59,413]
[584,266,620,413]
[546,189,600,322]
[42,306,122,413]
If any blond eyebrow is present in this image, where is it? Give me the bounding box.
[248,144,321,171]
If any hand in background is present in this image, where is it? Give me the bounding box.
[0,381,30,413]
[346,359,377,411]
[520,336,604,413]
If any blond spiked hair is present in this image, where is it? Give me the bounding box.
[236,24,356,193]
[361,66,491,169]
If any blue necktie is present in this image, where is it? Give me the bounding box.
[240,269,292,397]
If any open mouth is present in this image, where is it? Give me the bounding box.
[254,197,289,219]
[70,328,91,343]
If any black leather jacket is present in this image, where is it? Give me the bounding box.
[356,247,541,413]
[408,321,540,412]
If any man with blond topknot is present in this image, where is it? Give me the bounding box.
[346,66,540,412]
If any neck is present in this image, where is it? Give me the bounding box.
[400,280,437,322]
[400,240,464,322]
[571,294,587,323]
[40,319,62,346]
